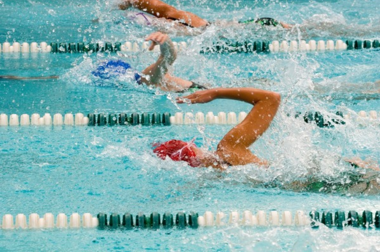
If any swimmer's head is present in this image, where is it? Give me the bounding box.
[153,140,201,167]
[117,0,132,10]
[92,59,132,79]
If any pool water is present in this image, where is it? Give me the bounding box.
[1,0,380,251]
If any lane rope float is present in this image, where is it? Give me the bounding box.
[1,210,380,230]
[1,39,379,54]
[0,110,378,127]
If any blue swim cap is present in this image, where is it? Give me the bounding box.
[92,60,132,79]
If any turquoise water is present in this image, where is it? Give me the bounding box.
[1,0,380,251]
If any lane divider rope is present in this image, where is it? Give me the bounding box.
[0,41,185,53]
[0,111,378,127]
[1,210,380,230]
[1,39,379,54]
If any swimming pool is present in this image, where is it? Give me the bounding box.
[1,0,380,251]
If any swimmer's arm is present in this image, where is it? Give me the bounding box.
[0,75,59,80]
[141,32,176,85]
[177,88,281,166]
[129,0,208,27]
[345,157,380,171]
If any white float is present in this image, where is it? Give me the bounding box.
[44,213,55,228]
[215,212,226,226]
[184,112,194,124]
[21,42,29,53]
[9,114,19,126]
[15,214,27,229]
[195,112,205,124]
[56,213,68,228]
[309,40,317,51]
[31,113,40,125]
[13,42,21,52]
[174,112,183,124]
[238,112,247,123]
[53,113,63,126]
[0,113,8,126]
[2,214,14,229]
[69,213,81,228]
[206,112,214,124]
[44,113,52,126]
[29,213,40,228]
[204,211,214,226]
[282,211,292,226]
[30,42,38,53]
[257,211,267,226]
[218,112,227,124]
[20,114,30,126]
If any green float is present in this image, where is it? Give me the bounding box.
[108,113,118,126]
[50,43,58,53]
[335,211,346,229]
[303,111,315,124]
[69,43,77,53]
[364,40,372,49]
[321,212,333,228]
[151,212,161,229]
[88,43,99,52]
[97,113,107,126]
[375,211,380,228]
[348,211,359,227]
[163,212,173,228]
[346,40,354,50]
[151,113,161,125]
[59,43,67,53]
[263,41,270,52]
[97,213,108,229]
[88,113,96,126]
[309,211,320,228]
[122,213,133,229]
[136,212,146,228]
[255,41,263,53]
[141,112,151,126]
[362,210,373,228]
[188,212,199,228]
[314,111,325,128]
[130,113,139,125]
[373,40,380,48]
[355,40,363,50]
[119,113,128,126]
[176,212,186,228]
[105,42,113,52]
[114,42,121,51]
[109,213,121,228]
[245,41,255,53]
[162,113,171,126]
[77,43,84,53]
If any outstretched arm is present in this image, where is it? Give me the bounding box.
[140,32,177,86]
[177,88,281,166]
[120,0,208,27]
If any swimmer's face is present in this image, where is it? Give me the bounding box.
[118,1,132,10]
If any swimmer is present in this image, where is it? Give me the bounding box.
[153,87,281,169]
[110,0,292,35]
[92,31,208,92]
[1,32,207,92]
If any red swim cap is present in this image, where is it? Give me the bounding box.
[153,140,200,167]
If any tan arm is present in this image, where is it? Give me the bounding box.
[178,88,281,166]
[126,0,208,27]
[140,32,177,85]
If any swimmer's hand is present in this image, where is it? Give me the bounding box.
[145,32,170,51]
[176,89,217,104]
[345,157,380,171]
